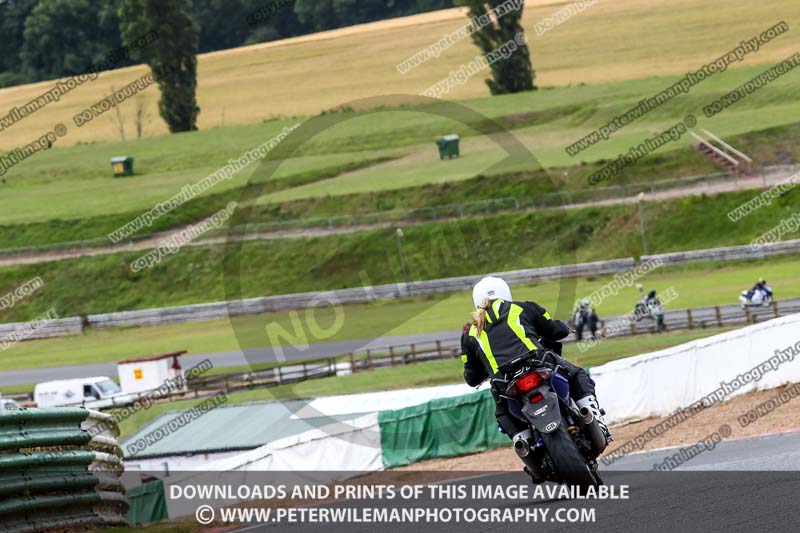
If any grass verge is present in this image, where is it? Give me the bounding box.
[0,186,798,324]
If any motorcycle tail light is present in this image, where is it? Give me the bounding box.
[515,372,542,392]
[505,368,553,396]
[529,393,543,403]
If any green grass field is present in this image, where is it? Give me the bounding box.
[2,255,796,374]
[5,115,798,251]
[0,0,798,241]
[4,63,800,231]
[1,185,798,326]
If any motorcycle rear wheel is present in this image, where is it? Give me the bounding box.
[541,425,598,489]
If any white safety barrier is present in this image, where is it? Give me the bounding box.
[291,382,490,419]
[201,412,383,473]
[592,314,800,424]
[158,413,383,518]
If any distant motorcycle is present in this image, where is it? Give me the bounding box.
[740,288,773,308]
[634,299,666,332]
[491,348,607,489]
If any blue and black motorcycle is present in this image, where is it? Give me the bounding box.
[492,348,607,488]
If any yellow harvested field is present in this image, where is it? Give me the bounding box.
[0,0,797,148]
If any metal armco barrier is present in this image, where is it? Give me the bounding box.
[0,257,636,338]
[0,316,84,341]
[147,298,800,400]
[1,237,799,341]
[0,408,128,532]
[86,257,636,328]
[588,298,800,340]
[641,238,800,266]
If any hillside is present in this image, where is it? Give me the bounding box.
[0,0,797,148]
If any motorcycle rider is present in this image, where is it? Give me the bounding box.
[460,276,612,451]
[643,289,667,332]
[748,278,773,301]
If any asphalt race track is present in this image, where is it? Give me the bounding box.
[0,331,452,387]
[226,431,800,532]
[606,428,800,471]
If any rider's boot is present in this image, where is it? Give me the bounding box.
[577,395,612,443]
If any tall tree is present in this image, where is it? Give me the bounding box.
[457,0,535,95]
[120,0,201,132]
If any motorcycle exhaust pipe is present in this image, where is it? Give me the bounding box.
[579,407,608,455]
[514,438,547,483]
[514,438,531,458]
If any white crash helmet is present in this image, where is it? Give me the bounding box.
[472,276,512,309]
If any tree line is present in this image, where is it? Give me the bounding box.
[1,0,533,135]
[0,0,455,88]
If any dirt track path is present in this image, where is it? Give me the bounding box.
[0,165,796,268]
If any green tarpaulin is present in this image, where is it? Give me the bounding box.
[125,479,168,526]
[379,389,508,468]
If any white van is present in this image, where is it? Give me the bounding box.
[34,377,125,408]
[0,397,19,410]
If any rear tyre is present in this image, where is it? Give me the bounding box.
[541,425,598,489]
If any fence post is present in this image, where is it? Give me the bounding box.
[389,346,396,366]
[744,307,752,324]
[715,306,722,327]
[436,340,443,359]
[773,301,781,318]
[366,349,372,370]
[349,352,356,373]
[302,362,308,380]
[687,309,694,329]
[630,321,636,335]
[411,344,417,364]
